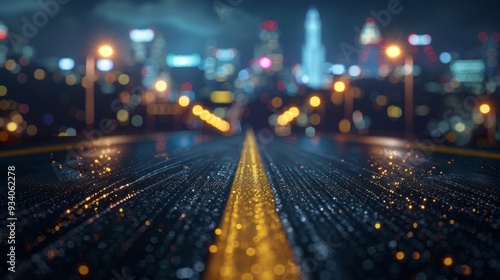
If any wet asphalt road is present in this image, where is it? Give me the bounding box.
[1,131,499,280]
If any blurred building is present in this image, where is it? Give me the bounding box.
[128,28,169,89]
[357,17,383,78]
[0,21,8,65]
[145,33,168,89]
[202,40,240,88]
[253,20,283,73]
[301,7,325,89]
[129,28,155,64]
[479,32,499,82]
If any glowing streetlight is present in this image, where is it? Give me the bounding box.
[85,44,115,129]
[479,103,495,144]
[98,45,114,58]
[386,44,413,136]
[386,45,401,58]
[332,78,352,123]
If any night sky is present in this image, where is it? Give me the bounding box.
[0,0,499,64]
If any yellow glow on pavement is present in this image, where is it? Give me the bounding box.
[205,130,301,280]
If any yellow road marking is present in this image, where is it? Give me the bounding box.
[205,130,301,280]
[0,134,159,158]
[0,144,75,158]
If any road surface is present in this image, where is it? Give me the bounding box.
[1,130,499,280]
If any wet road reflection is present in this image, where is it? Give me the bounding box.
[262,135,500,280]
[1,132,499,280]
[1,132,241,280]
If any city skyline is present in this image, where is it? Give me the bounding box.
[1,0,499,62]
[0,0,498,145]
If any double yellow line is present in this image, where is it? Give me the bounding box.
[204,130,301,280]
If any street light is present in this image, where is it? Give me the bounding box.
[479,103,496,144]
[386,45,401,58]
[386,45,414,136]
[85,44,114,129]
[332,78,351,123]
[98,45,113,58]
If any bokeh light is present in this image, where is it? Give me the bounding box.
[309,95,321,107]
[333,81,346,92]
[479,104,491,114]
[155,80,168,92]
[131,115,143,127]
[192,105,203,116]
[117,109,129,123]
[258,56,272,69]
[387,105,403,118]
[96,59,113,71]
[34,69,46,80]
[386,45,401,58]
[178,96,190,107]
[439,52,452,64]
[6,122,17,132]
[118,74,130,85]
[43,114,54,125]
[443,257,453,267]
[58,58,75,71]
[0,85,7,96]
[339,119,351,133]
[98,45,113,57]
[26,125,37,136]
[271,97,283,108]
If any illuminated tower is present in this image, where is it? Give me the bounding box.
[358,17,383,78]
[302,7,325,89]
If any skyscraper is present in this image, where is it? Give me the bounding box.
[357,17,383,78]
[302,7,325,89]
